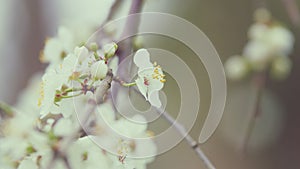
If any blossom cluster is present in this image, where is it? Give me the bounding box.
[225,8,294,80]
[0,1,167,169]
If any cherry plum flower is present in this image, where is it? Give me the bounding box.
[133,49,166,108]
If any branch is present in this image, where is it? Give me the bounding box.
[117,0,144,62]
[113,78,216,169]
[241,72,266,152]
[105,0,123,22]
[155,107,216,169]
[281,0,300,26]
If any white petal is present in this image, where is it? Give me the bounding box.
[148,91,162,108]
[43,38,63,64]
[133,49,153,69]
[53,118,73,136]
[18,158,38,169]
[148,77,164,92]
[135,78,148,100]
[58,26,74,52]
[109,56,119,75]
[91,60,108,79]
[74,46,89,63]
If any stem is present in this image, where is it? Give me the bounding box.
[241,73,266,152]
[62,156,72,169]
[122,82,137,87]
[60,92,83,99]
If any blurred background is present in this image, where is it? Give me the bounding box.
[0,0,299,168]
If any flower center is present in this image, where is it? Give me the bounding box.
[152,64,166,83]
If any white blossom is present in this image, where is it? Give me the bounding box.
[42,26,76,65]
[133,49,166,108]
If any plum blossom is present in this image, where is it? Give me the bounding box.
[41,26,76,65]
[133,49,166,108]
[225,8,294,80]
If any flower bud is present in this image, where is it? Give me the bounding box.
[103,42,118,59]
[74,46,89,64]
[91,60,108,80]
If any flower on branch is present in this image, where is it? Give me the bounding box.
[133,49,166,108]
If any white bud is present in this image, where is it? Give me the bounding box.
[74,46,89,63]
[103,42,118,59]
[91,60,108,80]
[271,56,292,80]
[225,55,249,80]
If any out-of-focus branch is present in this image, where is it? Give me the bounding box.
[281,0,300,26]
[105,0,123,23]
[241,73,266,152]
[117,0,144,63]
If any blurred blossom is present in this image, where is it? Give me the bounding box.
[270,56,292,80]
[224,55,249,80]
[225,8,294,80]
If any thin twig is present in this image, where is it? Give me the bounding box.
[241,73,266,152]
[113,78,216,169]
[156,107,216,169]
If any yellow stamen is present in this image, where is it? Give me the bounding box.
[160,79,166,83]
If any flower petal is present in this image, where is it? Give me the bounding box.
[148,91,162,108]
[133,49,153,70]
[135,78,148,100]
